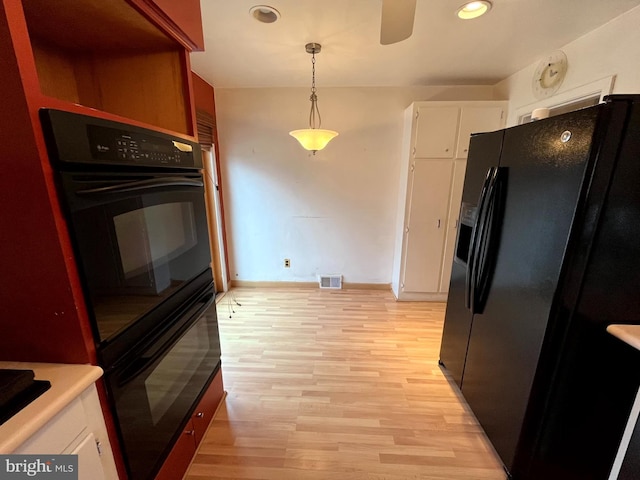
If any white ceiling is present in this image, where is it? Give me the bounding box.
[190,0,640,88]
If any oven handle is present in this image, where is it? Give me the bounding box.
[115,293,213,387]
[77,176,204,195]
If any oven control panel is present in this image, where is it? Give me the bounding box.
[40,108,202,170]
[90,125,195,167]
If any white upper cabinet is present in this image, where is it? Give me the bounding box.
[414,106,460,158]
[456,106,506,158]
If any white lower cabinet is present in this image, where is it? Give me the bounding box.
[392,100,506,301]
[439,159,467,293]
[402,159,452,293]
[72,433,105,480]
[14,384,118,480]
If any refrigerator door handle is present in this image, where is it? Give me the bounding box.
[473,167,507,314]
[469,168,499,313]
[466,167,495,311]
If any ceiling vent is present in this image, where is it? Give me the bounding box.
[319,275,342,289]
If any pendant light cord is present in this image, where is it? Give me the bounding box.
[309,50,321,129]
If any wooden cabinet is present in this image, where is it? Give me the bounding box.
[0,0,202,361]
[13,0,196,135]
[0,1,203,477]
[392,101,507,301]
[192,371,225,445]
[14,384,118,480]
[192,72,231,294]
[154,370,224,480]
[131,0,205,51]
[154,420,196,480]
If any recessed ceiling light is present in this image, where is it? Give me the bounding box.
[249,5,281,24]
[456,1,492,20]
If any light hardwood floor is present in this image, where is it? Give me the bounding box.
[185,288,506,480]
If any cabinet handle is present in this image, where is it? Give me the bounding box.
[464,148,468,153]
[195,412,204,418]
[455,219,459,229]
[437,219,441,228]
[185,430,195,436]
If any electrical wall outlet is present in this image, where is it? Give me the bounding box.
[284,259,291,268]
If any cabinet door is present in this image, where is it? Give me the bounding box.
[414,106,459,158]
[71,433,105,480]
[456,106,505,158]
[439,159,467,293]
[154,420,197,480]
[193,371,224,444]
[402,160,453,293]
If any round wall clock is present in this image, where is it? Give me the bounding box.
[532,50,568,100]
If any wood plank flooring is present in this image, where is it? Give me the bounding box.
[185,288,506,480]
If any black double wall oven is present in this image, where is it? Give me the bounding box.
[40,109,221,480]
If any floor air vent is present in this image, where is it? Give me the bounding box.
[319,275,342,289]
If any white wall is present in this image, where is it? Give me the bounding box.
[215,6,640,286]
[215,86,497,284]
[495,5,640,126]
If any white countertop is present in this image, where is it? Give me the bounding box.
[607,324,640,352]
[0,362,103,453]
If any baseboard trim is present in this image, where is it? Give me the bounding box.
[343,282,391,291]
[230,280,391,291]
[214,291,227,304]
[395,291,448,302]
[230,280,317,289]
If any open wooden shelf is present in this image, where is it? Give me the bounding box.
[21,0,193,135]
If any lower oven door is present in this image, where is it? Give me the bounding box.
[105,292,220,480]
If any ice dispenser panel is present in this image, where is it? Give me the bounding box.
[454,203,477,265]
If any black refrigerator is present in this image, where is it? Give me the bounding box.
[439,94,640,480]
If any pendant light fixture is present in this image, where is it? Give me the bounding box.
[289,43,338,154]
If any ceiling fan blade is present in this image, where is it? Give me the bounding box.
[380,0,417,45]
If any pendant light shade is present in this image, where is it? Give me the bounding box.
[289,129,338,152]
[289,43,338,154]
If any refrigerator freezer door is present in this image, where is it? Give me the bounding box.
[440,131,504,387]
[438,262,469,387]
[460,107,599,472]
[460,131,504,204]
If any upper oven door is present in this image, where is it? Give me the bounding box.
[60,171,212,344]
